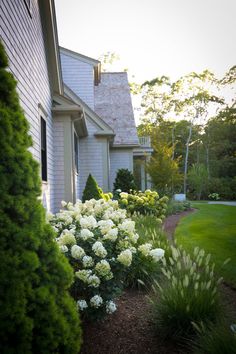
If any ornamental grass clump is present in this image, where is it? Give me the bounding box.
[192,321,236,354]
[150,246,221,341]
[118,189,169,219]
[50,198,165,320]
[126,214,172,288]
[0,41,81,353]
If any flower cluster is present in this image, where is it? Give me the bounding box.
[50,198,164,319]
[118,189,169,220]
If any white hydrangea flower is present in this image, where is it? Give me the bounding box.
[103,228,118,242]
[119,220,135,234]
[82,255,94,268]
[120,192,128,199]
[61,200,67,207]
[75,269,92,283]
[71,245,85,259]
[87,274,101,288]
[80,215,97,229]
[95,260,113,280]
[92,241,107,258]
[149,248,165,262]
[59,245,68,253]
[80,228,94,241]
[90,295,103,308]
[77,299,88,311]
[138,243,153,257]
[58,230,76,246]
[117,249,132,267]
[106,301,117,314]
[98,219,114,234]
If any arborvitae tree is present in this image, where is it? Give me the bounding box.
[82,173,104,202]
[0,42,82,353]
[113,168,137,192]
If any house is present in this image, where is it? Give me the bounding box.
[60,47,140,193]
[0,0,148,213]
[0,0,86,212]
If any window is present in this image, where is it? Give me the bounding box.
[41,117,47,181]
[74,132,79,173]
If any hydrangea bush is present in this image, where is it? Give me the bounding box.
[50,198,164,320]
[118,189,169,220]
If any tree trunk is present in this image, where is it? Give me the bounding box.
[183,122,193,194]
[206,144,210,179]
[171,125,175,160]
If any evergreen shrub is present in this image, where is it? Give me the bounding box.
[82,174,104,202]
[0,41,81,353]
[113,168,136,193]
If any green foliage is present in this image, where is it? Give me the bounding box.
[150,246,221,342]
[188,163,208,200]
[0,41,82,353]
[166,200,191,215]
[118,190,169,219]
[113,168,136,193]
[192,321,236,354]
[126,214,172,288]
[82,174,104,202]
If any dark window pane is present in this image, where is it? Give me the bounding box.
[74,133,79,173]
[41,117,47,181]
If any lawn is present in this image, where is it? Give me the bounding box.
[175,203,236,287]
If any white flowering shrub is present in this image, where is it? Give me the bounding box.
[118,189,169,220]
[50,198,164,320]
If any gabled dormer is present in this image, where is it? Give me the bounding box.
[60,47,101,110]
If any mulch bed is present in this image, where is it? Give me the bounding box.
[80,210,236,354]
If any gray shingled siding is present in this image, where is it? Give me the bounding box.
[78,119,108,197]
[0,0,54,211]
[110,148,134,190]
[94,73,139,145]
[60,52,95,110]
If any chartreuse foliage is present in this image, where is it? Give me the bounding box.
[118,189,169,219]
[0,41,81,353]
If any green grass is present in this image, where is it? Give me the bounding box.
[175,203,236,286]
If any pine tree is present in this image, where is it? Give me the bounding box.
[82,173,104,202]
[0,41,82,353]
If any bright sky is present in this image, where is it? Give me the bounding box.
[55,0,236,84]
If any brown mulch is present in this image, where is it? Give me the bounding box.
[80,210,236,354]
[80,289,182,354]
[163,208,196,244]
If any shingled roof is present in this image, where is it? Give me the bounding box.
[94,72,139,147]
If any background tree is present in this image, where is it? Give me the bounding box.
[0,41,81,353]
[188,163,208,200]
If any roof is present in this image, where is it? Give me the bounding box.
[39,0,63,94]
[60,47,101,85]
[94,72,139,147]
[63,84,114,138]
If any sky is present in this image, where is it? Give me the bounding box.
[55,0,236,84]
